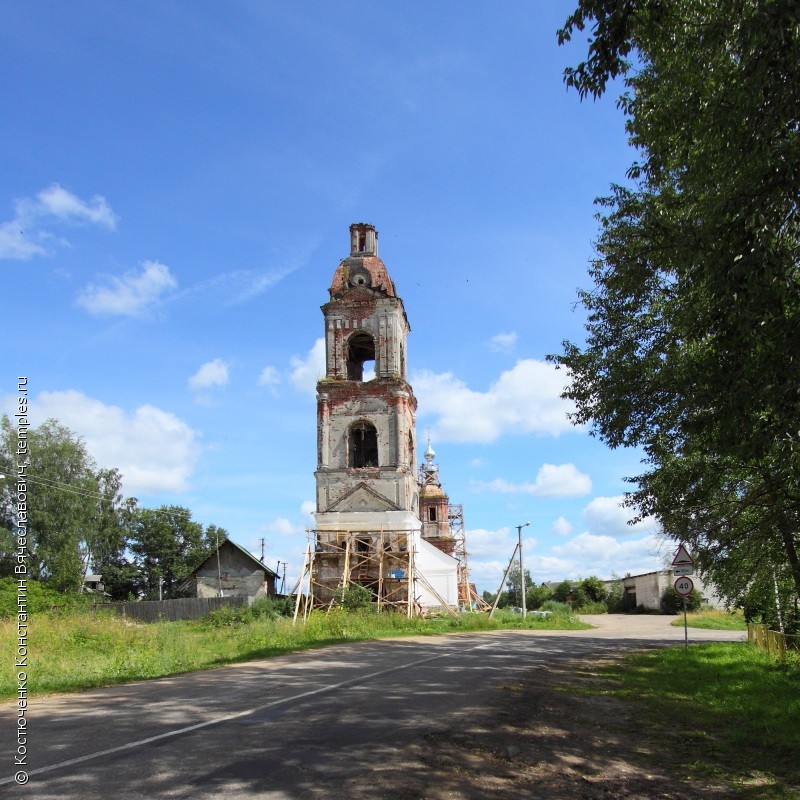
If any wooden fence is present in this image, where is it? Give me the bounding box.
[95,595,248,623]
[747,623,798,660]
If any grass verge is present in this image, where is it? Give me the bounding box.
[591,643,800,798]
[1,607,589,699]
[671,609,748,630]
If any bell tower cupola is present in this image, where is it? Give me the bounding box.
[350,222,378,256]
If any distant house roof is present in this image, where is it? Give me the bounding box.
[188,538,278,578]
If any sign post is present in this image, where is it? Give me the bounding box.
[674,576,694,650]
[672,545,695,651]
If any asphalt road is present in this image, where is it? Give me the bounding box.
[3,616,742,799]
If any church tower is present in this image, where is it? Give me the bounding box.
[306,224,459,613]
[314,224,419,533]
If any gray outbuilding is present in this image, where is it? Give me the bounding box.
[185,538,278,601]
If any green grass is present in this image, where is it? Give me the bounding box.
[592,643,800,798]
[0,606,589,698]
[671,609,748,630]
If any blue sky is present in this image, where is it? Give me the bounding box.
[2,1,671,594]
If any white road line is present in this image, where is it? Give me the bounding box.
[1,639,496,785]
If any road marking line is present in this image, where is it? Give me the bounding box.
[1,640,495,785]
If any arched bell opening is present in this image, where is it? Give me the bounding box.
[346,332,376,381]
[349,421,379,468]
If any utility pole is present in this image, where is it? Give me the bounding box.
[517,522,530,619]
[260,537,266,563]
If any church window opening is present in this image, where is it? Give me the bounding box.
[350,421,378,467]
[346,332,375,380]
[358,232,366,251]
[428,507,437,522]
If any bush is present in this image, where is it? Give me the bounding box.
[578,576,608,603]
[250,596,293,619]
[539,600,572,615]
[206,604,253,627]
[660,586,703,614]
[552,580,573,603]
[333,584,374,611]
[526,583,553,610]
[0,577,93,617]
[574,600,607,614]
[605,580,627,613]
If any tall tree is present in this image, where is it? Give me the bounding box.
[553,1,800,622]
[86,468,140,600]
[1,416,98,591]
[130,506,217,599]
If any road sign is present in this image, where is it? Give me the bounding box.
[672,544,694,568]
[673,566,694,577]
[674,576,694,596]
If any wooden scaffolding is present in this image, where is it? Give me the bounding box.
[293,528,459,622]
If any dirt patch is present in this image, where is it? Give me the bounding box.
[339,653,733,800]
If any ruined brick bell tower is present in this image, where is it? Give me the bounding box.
[300,223,460,613]
[314,223,419,532]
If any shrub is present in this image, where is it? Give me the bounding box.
[574,600,607,614]
[552,580,573,603]
[605,580,627,613]
[526,583,553,610]
[660,586,703,615]
[207,604,253,627]
[333,584,374,611]
[0,577,93,617]
[578,576,608,603]
[250,596,293,619]
[539,600,572,615]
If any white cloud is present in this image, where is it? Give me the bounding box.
[16,390,200,494]
[550,532,662,580]
[300,500,316,519]
[488,331,518,351]
[261,500,316,539]
[258,366,281,394]
[261,518,302,536]
[0,184,117,260]
[465,526,516,559]
[76,260,177,317]
[551,516,573,536]
[189,359,229,404]
[173,267,296,309]
[531,463,592,497]
[35,184,118,228]
[290,338,326,394]
[582,495,661,537]
[413,359,577,443]
[524,553,578,583]
[467,559,513,592]
[477,463,592,498]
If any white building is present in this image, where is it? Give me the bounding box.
[606,570,725,610]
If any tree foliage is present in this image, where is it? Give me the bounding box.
[660,586,703,615]
[0,416,127,592]
[553,0,800,628]
[130,506,217,600]
[1,415,223,600]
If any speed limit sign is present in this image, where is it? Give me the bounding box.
[674,576,694,596]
